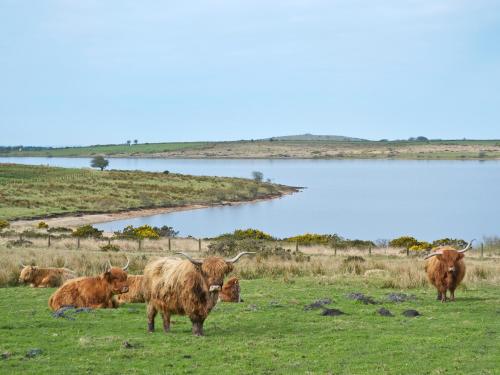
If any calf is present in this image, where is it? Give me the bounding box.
[218,277,243,302]
[19,264,76,288]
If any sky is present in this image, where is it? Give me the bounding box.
[1,0,499,146]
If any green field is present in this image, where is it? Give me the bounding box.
[0,164,293,220]
[2,139,500,159]
[0,278,498,374]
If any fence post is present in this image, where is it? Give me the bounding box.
[295,241,299,252]
[481,243,484,259]
[108,238,111,246]
[369,246,372,257]
[138,239,142,250]
[77,237,80,249]
[198,238,202,252]
[406,248,409,257]
[168,238,171,251]
[334,246,337,256]
[19,234,23,242]
[48,235,51,247]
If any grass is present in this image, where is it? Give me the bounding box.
[0,277,498,374]
[2,140,500,159]
[0,164,294,220]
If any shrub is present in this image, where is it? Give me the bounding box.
[48,227,73,233]
[0,220,10,230]
[90,156,109,171]
[432,238,467,249]
[153,225,179,238]
[37,221,49,229]
[6,239,33,248]
[115,225,160,240]
[100,244,120,252]
[389,236,419,249]
[252,171,264,182]
[285,233,338,246]
[409,242,432,252]
[216,229,275,241]
[73,225,103,238]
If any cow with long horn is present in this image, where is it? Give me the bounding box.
[424,240,474,302]
[142,252,254,336]
[48,257,130,311]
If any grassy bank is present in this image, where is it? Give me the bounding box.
[2,140,500,159]
[0,277,498,374]
[0,164,295,221]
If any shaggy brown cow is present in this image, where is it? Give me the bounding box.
[19,264,76,288]
[48,258,130,311]
[114,275,145,305]
[424,240,474,302]
[218,277,242,303]
[143,252,254,336]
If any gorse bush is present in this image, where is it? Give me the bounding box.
[37,221,49,229]
[432,238,467,248]
[285,233,375,248]
[100,244,120,252]
[0,220,10,230]
[152,225,179,238]
[115,225,160,240]
[389,236,419,249]
[72,225,103,238]
[216,228,275,241]
[409,242,432,252]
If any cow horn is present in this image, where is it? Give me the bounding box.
[226,252,256,264]
[20,262,27,268]
[122,256,130,271]
[176,252,203,266]
[105,260,112,272]
[457,239,475,254]
[424,251,442,260]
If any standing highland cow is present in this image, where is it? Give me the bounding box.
[143,252,254,336]
[19,264,76,288]
[48,258,129,311]
[424,240,474,302]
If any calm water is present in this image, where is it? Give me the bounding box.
[1,157,499,241]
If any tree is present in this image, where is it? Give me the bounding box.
[252,171,264,182]
[126,140,131,146]
[134,139,138,145]
[90,156,109,171]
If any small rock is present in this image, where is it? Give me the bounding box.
[246,304,258,312]
[346,292,377,305]
[304,298,332,311]
[403,309,421,317]
[321,308,345,316]
[1,352,11,360]
[377,308,394,317]
[183,355,192,359]
[26,349,42,358]
[387,293,416,303]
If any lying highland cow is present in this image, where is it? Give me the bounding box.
[219,277,243,302]
[114,275,145,305]
[143,252,254,336]
[424,240,474,302]
[19,264,76,288]
[48,258,129,311]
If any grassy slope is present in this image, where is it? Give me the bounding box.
[1,140,500,159]
[0,279,498,374]
[0,164,293,220]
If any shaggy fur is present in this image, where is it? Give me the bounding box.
[19,266,76,288]
[115,275,145,305]
[48,267,129,311]
[219,277,242,302]
[425,248,466,302]
[143,256,233,336]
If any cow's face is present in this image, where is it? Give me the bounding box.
[201,257,233,293]
[104,267,129,294]
[19,266,37,283]
[437,250,464,274]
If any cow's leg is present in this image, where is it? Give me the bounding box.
[147,303,157,333]
[160,310,171,333]
[436,291,442,301]
[449,288,456,301]
[441,289,447,303]
[191,317,205,337]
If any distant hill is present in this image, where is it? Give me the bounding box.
[264,134,368,142]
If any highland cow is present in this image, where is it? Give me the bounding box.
[48,258,129,311]
[424,240,474,302]
[19,264,76,288]
[219,277,242,303]
[143,252,254,336]
[114,275,145,305]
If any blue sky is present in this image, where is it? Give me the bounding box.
[1,0,499,146]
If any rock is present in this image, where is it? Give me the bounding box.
[346,292,377,305]
[321,308,345,316]
[246,304,258,312]
[377,308,394,317]
[387,293,416,303]
[403,309,421,317]
[26,349,42,358]
[304,298,332,311]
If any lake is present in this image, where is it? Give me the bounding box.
[1,157,499,241]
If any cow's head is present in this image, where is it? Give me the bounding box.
[103,257,130,294]
[424,240,474,273]
[177,252,254,294]
[19,264,37,283]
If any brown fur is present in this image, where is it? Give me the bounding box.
[143,256,233,336]
[19,266,76,288]
[48,267,129,311]
[219,277,242,302]
[425,248,466,302]
[115,275,145,305]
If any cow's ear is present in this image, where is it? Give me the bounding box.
[458,253,464,260]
